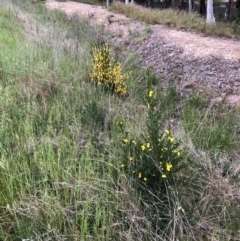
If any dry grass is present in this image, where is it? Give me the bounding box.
[110,1,238,38]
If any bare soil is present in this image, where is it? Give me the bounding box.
[46,0,240,104]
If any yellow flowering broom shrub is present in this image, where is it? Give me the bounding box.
[90,43,129,95]
[121,71,186,191]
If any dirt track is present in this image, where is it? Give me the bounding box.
[46,1,240,104]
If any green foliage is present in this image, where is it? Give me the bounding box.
[121,72,186,191]
[81,100,106,130]
[121,131,182,188]
[182,95,237,151]
[1,1,240,240]
[185,92,209,109]
[90,42,129,95]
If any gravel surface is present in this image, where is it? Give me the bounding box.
[46,1,240,104]
[130,34,240,97]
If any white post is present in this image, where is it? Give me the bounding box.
[189,0,192,12]
[106,0,109,8]
[206,0,215,24]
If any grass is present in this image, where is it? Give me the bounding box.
[110,1,240,38]
[182,93,238,151]
[0,0,240,240]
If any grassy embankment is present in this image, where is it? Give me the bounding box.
[0,0,240,240]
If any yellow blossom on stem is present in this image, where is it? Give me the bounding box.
[144,177,147,181]
[132,140,137,145]
[165,130,170,135]
[141,145,146,151]
[162,174,166,178]
[168,136,174,143]
[129,157,134,161]
[138,173,142,178]
[166,163,172,172]
[123,138,129,144]
[148,90,154,98]
[120,164,125,168]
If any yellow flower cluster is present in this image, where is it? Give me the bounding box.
[122,132,181,183]
[90,43,129,95]
[148,90,154,98]
[160,162,173,179]
[141,142,152,151]
[165,129,174,143]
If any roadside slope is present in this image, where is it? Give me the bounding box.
[46,0,240,102]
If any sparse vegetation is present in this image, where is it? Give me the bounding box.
[110,1,240,38]
[0,0,240,240]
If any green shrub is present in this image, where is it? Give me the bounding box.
[121,72,186,191]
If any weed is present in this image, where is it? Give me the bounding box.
[90,42,129,95]
[182,96,237,151]
[121,72,186,190]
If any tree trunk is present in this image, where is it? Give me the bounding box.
[189,0,192,12]
[200,0,206,16]
[206,0,215,24]
[224,0,232,20]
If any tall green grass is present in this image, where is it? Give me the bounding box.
[0,1,240,240]
[0,3,126,240]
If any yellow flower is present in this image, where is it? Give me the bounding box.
[173,150,181,157]
[165,130,170,135]
[132,140,137,145]
[147,103,150,109]
[146,143,151,148]
[162,147,168,152]
[141,145,146,151]
[166,163,172,172]
[168,136,174,143]
[148,90,154,98]
[120,164,125,168]
[144,177,147,181]
[138,173,142,178]
[123,138,129,144]
[162,174,166,178]
[129,157,134,161]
